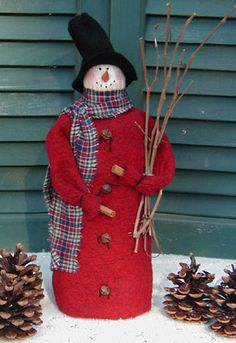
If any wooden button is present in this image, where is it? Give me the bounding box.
[101,183,112,194]
[98,233,112,245]
[101,129,112,140]
[100,285,110,296]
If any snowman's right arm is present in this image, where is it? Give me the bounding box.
[46,113,103,218]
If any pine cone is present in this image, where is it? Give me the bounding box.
[163,253,215,323]
[210,264,236,338]
[0,243,44,340]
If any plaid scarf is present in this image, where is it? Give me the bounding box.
[43,89,133,272]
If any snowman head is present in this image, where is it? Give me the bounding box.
[83,64,126,92]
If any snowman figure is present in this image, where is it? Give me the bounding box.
[43,13,175,319]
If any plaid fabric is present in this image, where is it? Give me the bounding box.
[43,88,133,272]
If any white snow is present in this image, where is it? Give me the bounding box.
[23,253,235,343]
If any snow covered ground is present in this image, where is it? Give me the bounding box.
[24,253,235,343]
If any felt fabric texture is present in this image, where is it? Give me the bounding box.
[68,13,137,93]
[44,89,133,272]
[46,106,175,319]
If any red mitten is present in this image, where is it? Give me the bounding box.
[117,164,171,195]
[81,193,104,221]
[135,174,172,196]
[113,132,175,195]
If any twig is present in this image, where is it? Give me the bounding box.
[156,79,194,149]
[133,5,236,256]
[134,121,151,142]
[152,5,236,157]
[139,38,150,174]
[134,235,140,254]
[150,27,161,89]
[139,37,149,90]
[134,190,163,238]
[174,48,186,94]
[163,3,171,87]
[150,220,163,255]
[149,13,196,172]
[133,195,144,237]
[177,5,236,93]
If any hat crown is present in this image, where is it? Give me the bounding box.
[68,13,114,60]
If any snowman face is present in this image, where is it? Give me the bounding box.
[83,64,126,91]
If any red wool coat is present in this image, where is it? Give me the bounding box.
[46,107,175,319]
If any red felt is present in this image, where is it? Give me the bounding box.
[118,134,175,195]
[46,107,175,319]
[46,114,88,205]
[81,193,104,220]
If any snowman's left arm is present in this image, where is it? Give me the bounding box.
[135,133,175,195]
[119,133,175,195]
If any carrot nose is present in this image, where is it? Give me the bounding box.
[102,70,109,82]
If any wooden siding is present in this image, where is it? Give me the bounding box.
[145,0,236,257]
[0,0,76,251]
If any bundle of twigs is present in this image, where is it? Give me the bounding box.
[133,3,236,254]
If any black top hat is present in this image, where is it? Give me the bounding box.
[68,13,137,93]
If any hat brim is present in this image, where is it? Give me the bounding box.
[72,51,137,93]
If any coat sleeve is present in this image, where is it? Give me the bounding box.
[134,133,175,195]
[46,113,103,218]
[118,116,175,195]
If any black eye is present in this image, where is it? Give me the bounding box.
[106,67,109,70]
[99,67,102,71]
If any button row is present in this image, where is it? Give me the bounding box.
[98,129,112,299]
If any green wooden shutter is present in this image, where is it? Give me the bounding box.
[0,0,76,251]
[145,0,236,258]
[1,0,235,258]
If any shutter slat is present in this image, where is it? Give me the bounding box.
[0,143,47,166]
[168,170,236,196]
[0,0,76,14]
[147,68,236,96]
[0,191,46,213]
[146,43,236,71]
[155,213,235,259]
[0,93,73,117]
[0,118,55,142]
[0,16,72,41]
[0,213,49,252]
[146,16,236,45]
[0,167,46,190]
[150,94,236,122]
[158,192,236,219]
[174,145,236,172]
[166,119,236,147]
[0,42,74,66]
[0,67,73,91]
[146,0,236,18]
